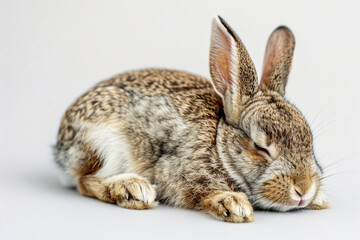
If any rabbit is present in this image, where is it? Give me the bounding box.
[54,16,329,223]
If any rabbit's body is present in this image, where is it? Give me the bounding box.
[54,16,329,222]
[55,69,238,209]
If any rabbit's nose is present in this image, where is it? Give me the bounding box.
[293,175,312,196]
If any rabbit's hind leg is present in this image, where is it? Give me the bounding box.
[55,122,157,209]
[78,173,157,210]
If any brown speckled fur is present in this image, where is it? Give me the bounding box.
[54,16,329,222]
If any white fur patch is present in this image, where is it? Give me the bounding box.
[83,123,130,179]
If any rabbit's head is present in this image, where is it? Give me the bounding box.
[211,16,326,211]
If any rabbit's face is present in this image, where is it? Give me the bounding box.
[239,94,322,211]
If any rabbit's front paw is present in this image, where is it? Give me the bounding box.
[203,191,255,223]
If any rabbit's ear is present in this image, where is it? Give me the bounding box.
[260,26,295,96]
[209,16,258,125]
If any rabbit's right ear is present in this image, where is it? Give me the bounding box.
[260,26,295,96]
[209,16,258,125]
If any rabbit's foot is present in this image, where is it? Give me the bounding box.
[108,174,158,209]
[79,173,158,209]
[203,191,255,223]
[306,189,330,210]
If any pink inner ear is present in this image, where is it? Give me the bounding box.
[260,33,284,85]
[214,24,234,94]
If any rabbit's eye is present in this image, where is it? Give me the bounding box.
[254,143,271,158]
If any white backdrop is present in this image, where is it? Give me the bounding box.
[1,0,359,239]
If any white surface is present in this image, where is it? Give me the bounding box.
[1,0,359,239]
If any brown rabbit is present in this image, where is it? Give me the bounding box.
[54,16,329,222]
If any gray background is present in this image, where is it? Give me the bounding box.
[1,0,359,239]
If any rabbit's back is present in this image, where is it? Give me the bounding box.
[62,69,220,122]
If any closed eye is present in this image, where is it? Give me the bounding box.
[254,143,271,158]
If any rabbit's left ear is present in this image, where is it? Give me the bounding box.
[209,16,258,125]
[260,26,295,96]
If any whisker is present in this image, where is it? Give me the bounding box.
[321,154,358,169]
[309,97,337,127]
[321,186,343,202]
